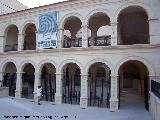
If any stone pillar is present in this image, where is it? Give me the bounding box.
[34,72,40,102]
[111,22,118,46]
[0,36,5,52]
[36,31,39,50]
[148,18,160,44]
[57,29,64,48]
[81,25,88,48]
[0,72,4,87]
[18,33,24,51]
[110,75,119,111]
[15,72,22,99]
[80,74,88,108]
[55,73,63,104]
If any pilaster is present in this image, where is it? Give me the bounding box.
[0,72,4,87]
[18,33,24,51]
[81,25,88,48]
[57,29,64,48]
[55,73,63,104]
[15,72,23,99]
[110,22,118,46]
[80,74,88,108]
[110,75,119,111]
[34,72,41,102]
[0,36,5,52]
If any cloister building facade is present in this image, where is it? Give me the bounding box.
[0,0,160,120]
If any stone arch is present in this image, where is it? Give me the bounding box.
[113,2,154,22]
[84,58,114,75]
[85,8,113,25]
[1,59,17,72]
[19,60,36,73]
[58,59,83,73]
[3,23,19,36]
[59,12,83,29]
[115,56,155,76]
[37,59,58,73]
[21,20,37,34]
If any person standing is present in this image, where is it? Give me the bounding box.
[37,86,42,105]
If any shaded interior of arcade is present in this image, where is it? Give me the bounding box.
[88,62,111,108]
[118,6,149,45]
[118,60,149,110]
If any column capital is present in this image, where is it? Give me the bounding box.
[16,72,24,74]
[110,22,118,26]
[55,73,64,75]
[0,35,5,38]
[81,25,89,28]
[110,75,119,78]
[57,28,64,31]
[80,74,88,76]
[148,18,159,22]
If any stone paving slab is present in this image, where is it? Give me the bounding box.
[0,97,152,120]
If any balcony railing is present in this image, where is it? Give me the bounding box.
[88,35,111,47]
[4,44,18,52]
[63,35,82,48]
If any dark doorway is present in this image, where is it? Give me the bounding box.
[62,63,81,105]
[118,60,149,111]
[41,63,56,102]
[2,62,17,97]
[88,62,111,108]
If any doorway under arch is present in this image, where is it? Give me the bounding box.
[21,63,35,99]
[88,62,111,108]
[62,63,81,105]
[40,63,56,102]
[2,62,17,97]
[118,60,149,111]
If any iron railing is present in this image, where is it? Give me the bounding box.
[63,35,82,48]
[4,44,18,52]
[88,35,111,47]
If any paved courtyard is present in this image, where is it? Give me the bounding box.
[0,97,152,120]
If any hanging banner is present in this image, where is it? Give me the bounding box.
[37,11,58,49]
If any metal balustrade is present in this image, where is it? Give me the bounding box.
[63,35,82,48]
[88,35,111,47]
[4,44,18,52]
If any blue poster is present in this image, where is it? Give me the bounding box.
[37,11,58,49]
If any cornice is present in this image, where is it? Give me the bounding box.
[0,0,142,21]
[0,44,160,57]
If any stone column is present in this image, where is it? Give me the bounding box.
[57,29,64,48]
[34,72,41,102]
[55,73,63,104]
[148,18,159,44]
[80,74,88,108]
[110,22,118,46]
[0,36,5,52]
[18,33,24,51]
[36,31,39,50]
[0,72,4,87]
[110,75,119,111]
[15,72,23,99]
[81,25,88,48]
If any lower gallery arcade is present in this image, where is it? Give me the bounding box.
[1,57,153,111]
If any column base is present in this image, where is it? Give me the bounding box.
[110,98,119,111]
[15,90,22,99]
[55,94,62,104]
[80,97,88,108]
